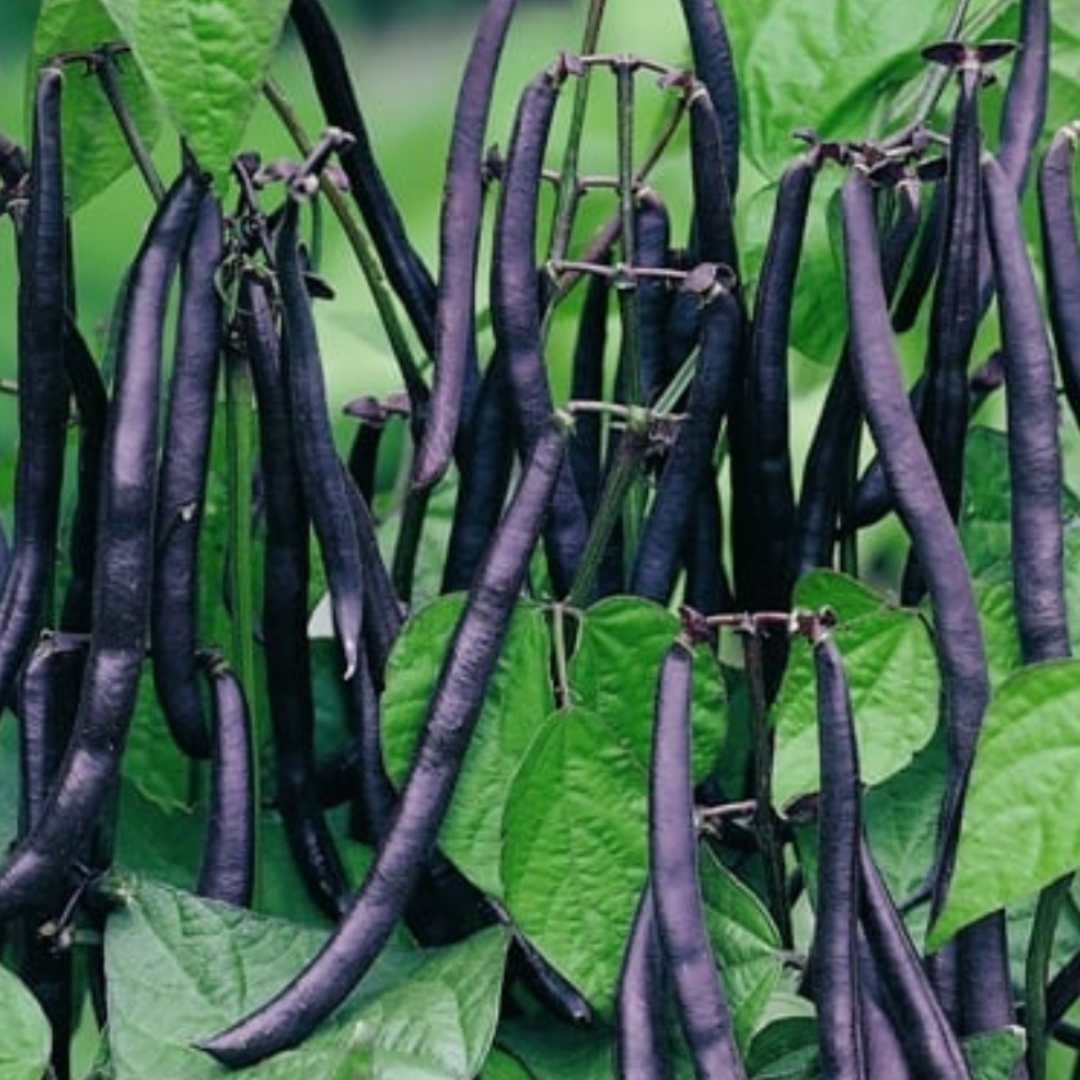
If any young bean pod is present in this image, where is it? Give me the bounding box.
[490,57,588,594]
[241,268,351,919]
[631,265,742,604]
[615,879,673,1080]
[195,650,255,908]
[276,196,365,681]
[13,632,87,1080]
[198,414,572,1066]
[57,315,108,636]
[731,146,821,694]
[858,833,972,1078]
[411,0,518,489]
[650,632,748,1080]
[984,152,1069,665]
[915,47,985,525]
[677,0,740,197]
[1039,122,1080,434]
[441,356,517,593]
[840,168,989,863]
[151,191,225,759]
[810,624,866,1080]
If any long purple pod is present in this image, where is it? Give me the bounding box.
[242,269,351,920]
[0,169,205,920]
[615,879,673,1080]
[276,197,365,681]
[917,57,984,525]
[840,169,989,887]
[441,356,517,593]
[858,833,972,1079]
[685,83,739,275]
[57,314,108,636]
[1039,123,1080,437]
[650,636,748,1080]
[794,178,921,577]
[195,651,255,909]
[732,148,820,617]
[984,153,1069,666]
[150,191,225,759]
[568,266,611,517]
[288,0,437,352]
[490,58,588,593]
[198,415,570,1067]
[996,0,1049,197]
[14,633,86,1080]
[812,631,866,1080]
[0,66,69,713]
[631,267,743,604]
[411,0,519,490]
[677,0,740,197]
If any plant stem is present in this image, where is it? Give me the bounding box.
[263,77,428,403]
[95,48,166,203]
[547,0,608,263]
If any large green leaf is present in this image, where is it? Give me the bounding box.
[381,595,555,898]
[772,591,939,809]
[929,660,1080,948]
[502,601,774,1026]
[99,0,291,190]
[0,964,51,1080]
[104,875,509,1080]
[501,700,649,1018]
[30,0,163,209]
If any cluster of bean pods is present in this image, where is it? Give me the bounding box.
[2,0,1080,1075]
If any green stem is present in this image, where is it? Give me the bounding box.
[566,417,651,608]
[547,0,608,264]
[263,78,428,403]
[1026,874,1074,1080]
[95,48,166,203]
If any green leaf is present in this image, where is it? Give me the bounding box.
[501,700,648,1019]
[495,1019,612,1080]
[961,427,1080,577]
[30,0,163,208]
[480,1047,535,1080]
[963,1027,1027,1080]
[791,570,885,621]
[0,963,51,1080]
[98,0,291,191]
[699,847,784,1049]
[566,597,727,782]
[745,1015,819,1080]
[104,876,509,1080]
[381,596,555,898]
[772,602,939,808]
[862,735,946,930]
[929,660,1080,948]
[725,0,944,362]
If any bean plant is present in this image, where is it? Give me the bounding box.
[2,0,1080,1078]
